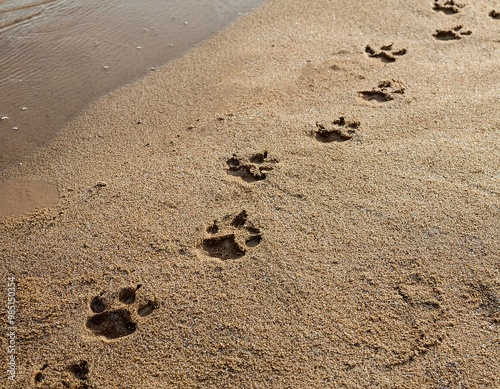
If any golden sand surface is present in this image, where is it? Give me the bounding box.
[0,0,499,387]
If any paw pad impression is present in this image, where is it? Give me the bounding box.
[433,0,464,14]
[359,79,406,102]
[365,43,407,63]
[433,25,472,40]
[226,151,276,182]
[86,285,157,340]
[202,210,262,260]
[314,116,359,143]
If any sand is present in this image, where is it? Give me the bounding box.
[1,0,499,387]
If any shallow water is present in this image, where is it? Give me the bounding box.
[0,0,261,171]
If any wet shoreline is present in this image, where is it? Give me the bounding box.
[0,0,261,172]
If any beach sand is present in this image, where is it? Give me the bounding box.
[1,0,499,387]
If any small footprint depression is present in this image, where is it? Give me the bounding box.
[231,209,248,228]
[314,116,358,143]
[68,360,89,382]
[246,235,262,247]
[433,0,464,14]
[433,25,471,40]
[201,211,262,260]
[360,79,406,102]
[86,286,156,340]
[365,43,407,63]
[34,363,49,384]
[86,309,137,339]
[90,295,106,313]
[249,152,268,164]
[202,234,245,260]
[226,151,276,182]
[315,128,351,142]
[138,301,157,317]
[119,286,137,305]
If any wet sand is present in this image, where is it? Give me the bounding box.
[0,0,261,171]
[1,0,499,387]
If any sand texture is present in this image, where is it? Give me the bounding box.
[1,0,499,387]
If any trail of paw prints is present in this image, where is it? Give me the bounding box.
[365,43,407,63]
[433,25,472,40]
[201,210,262,260]
[86,285,158,340]
[313,116,359,143]
[226,151,277,182]
[359,79,406,102]
[433,0,464,15]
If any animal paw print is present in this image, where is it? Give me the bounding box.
[314,116,359,143]
[433,25,472,40]
[490,10,500,19]
[34,363,49,386]
[468,282,500,321]
[359,79,406,102]
[226,151,277,182]
[64,361,90,388]
[34,361,91,389]
[201,210,262,260]
[433,0,464,15]
[86,285,158,340]
[365,43,407,63]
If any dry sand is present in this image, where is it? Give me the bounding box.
[1,0,499,387]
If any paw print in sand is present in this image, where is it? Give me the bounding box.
[359,79,406,102]
[34,361,91,388]
[433,0,464,15]
[86,285,158,340]
[365,43,407,63]
[433,25,471,40]
[314,116,359,143]
[201,210,262,260]
[226,151,277,182]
